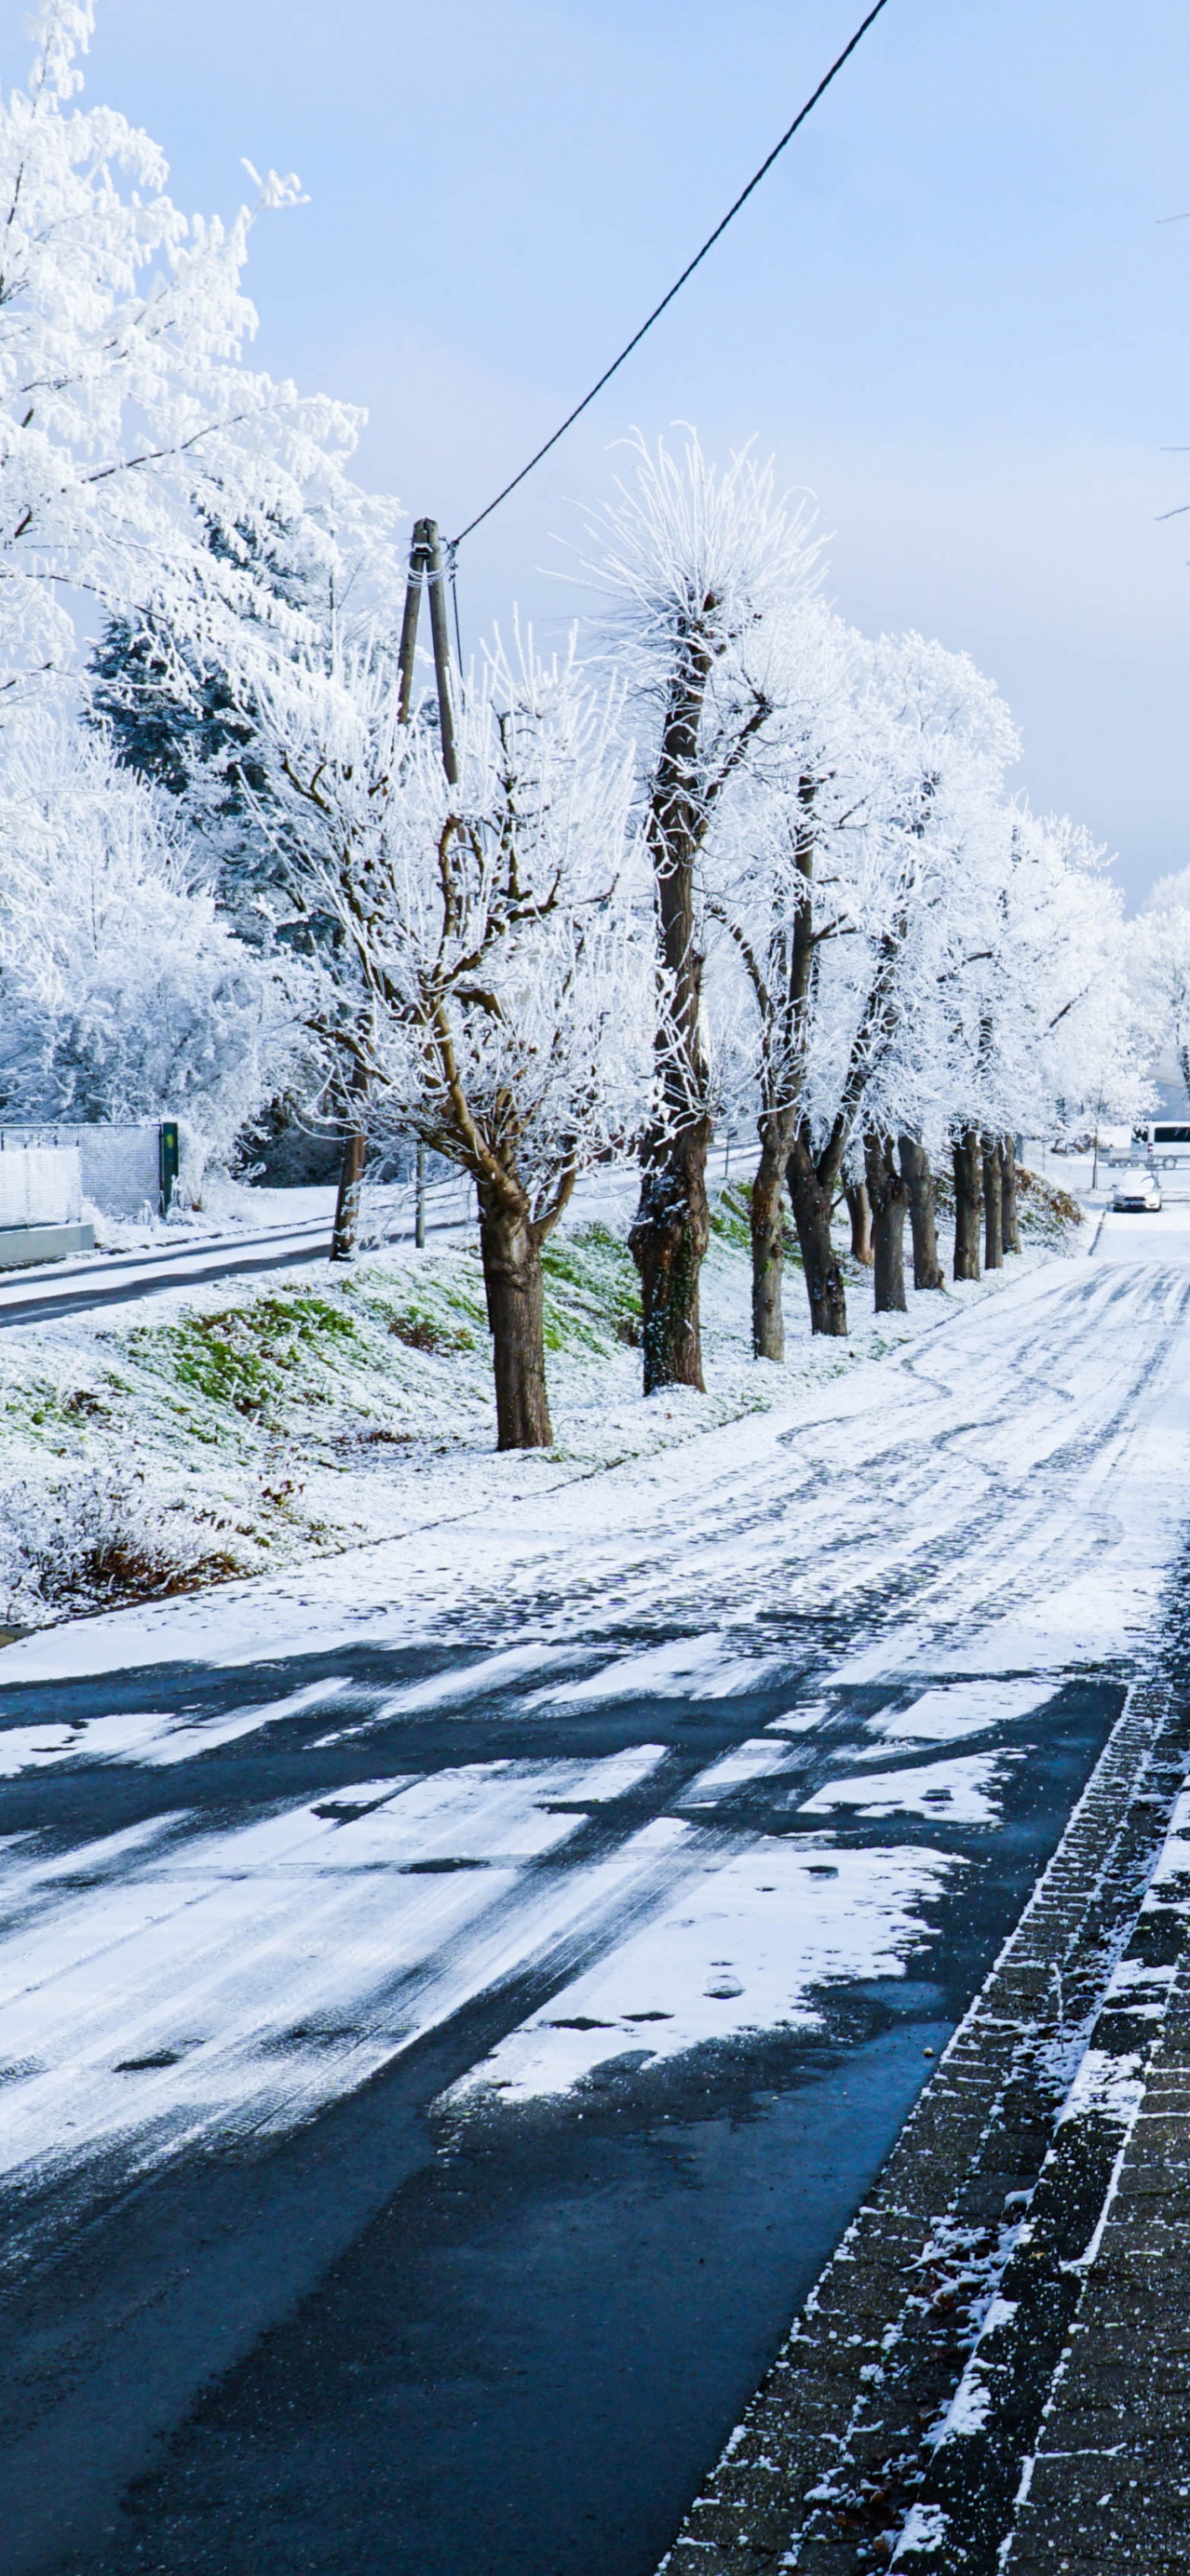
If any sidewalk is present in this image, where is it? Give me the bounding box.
[657,1622,1190,2575]
[1004,1821,1190,2573]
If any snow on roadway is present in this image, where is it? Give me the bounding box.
[797,1750,1019,1826]
[446,1834,955,2107]
[1,1210,1189,2238]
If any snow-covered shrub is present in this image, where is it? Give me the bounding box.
[0,1460,262,1625]
[1014,1167,1085,1249]
[0,711,304,1196]
[932,1162,1083,1252]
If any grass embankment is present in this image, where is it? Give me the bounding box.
[0,1172,1080,1628]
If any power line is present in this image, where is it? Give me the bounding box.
[449,0,894,552]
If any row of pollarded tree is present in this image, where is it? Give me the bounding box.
[843,1131,1020,1312]
[188,438,1144,1447]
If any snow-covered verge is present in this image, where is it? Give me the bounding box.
[80,1180,339,1256]
[0,1177,1084,1632]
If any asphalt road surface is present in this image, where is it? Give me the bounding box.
[0,1206,1186,2576]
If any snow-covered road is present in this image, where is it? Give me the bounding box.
[0,1219,337,1327]
[1,1207,1188,2575]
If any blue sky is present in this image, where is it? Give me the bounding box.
[9,0,1190,902]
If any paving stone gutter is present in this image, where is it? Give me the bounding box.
[657,1607,1190,2576]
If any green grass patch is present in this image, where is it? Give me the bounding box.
[708,1181,800,1262]
[540,1222,642,1353]
[707,1182,753,1251]
[387,1305,477,1355]
[139,1291,361,1425]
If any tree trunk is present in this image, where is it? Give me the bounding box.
[787,1136,848,1335]
[898,1136,945,1289]
[1000,1136,1020,1254]
[750,1109,794,1362]
[983,1134,1003,1271]
[952,1131,983,1280]
[864,1133,908,1313]
[330,1128,366,1263]
[630,636,719,1393]
[845,1182,874,1266]
[630,1121,711,1392]
[478,1188,553,1450]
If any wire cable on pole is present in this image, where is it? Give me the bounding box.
[449,0,893,552]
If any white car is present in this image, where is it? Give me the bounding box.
[1111,1167,1162,1212]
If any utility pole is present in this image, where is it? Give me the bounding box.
[395,522,428,726]
[404,520,459,1254]
[331,518,459,1263]
[396,518,457,778]
[422,520,459,786]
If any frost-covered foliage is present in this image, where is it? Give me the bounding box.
[243,631,656,1225]
[849,632,1025,1144]
[1129,866,1190,1106]
[983,809,1146,1135]
[0,710,302,1191]
[709,618,1145,1164]
[587,428,821,722]
[0,1,399,711]
[88,485,409,950]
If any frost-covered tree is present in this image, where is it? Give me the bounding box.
[836,640,1022,1300]
[586,431,820,1392]
[0,709,300,1193]
[1129,868,1190,1108]
[877,797,1147,1287]
[710,630,1018,1334]
[235,631,656,1448]
[0,1,391,709]
[997,811,1148,1139]
[702,597,874,1354]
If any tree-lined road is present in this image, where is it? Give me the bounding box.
[0,1214,1186,2574]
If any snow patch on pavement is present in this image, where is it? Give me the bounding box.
[867,1681,1059,1744]
[678,1739,803,1804]
[526,1631,785,1707]
[446,1835,955,2105]
[1058,2046,1147,2128]
[798,1752,1018,1827]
